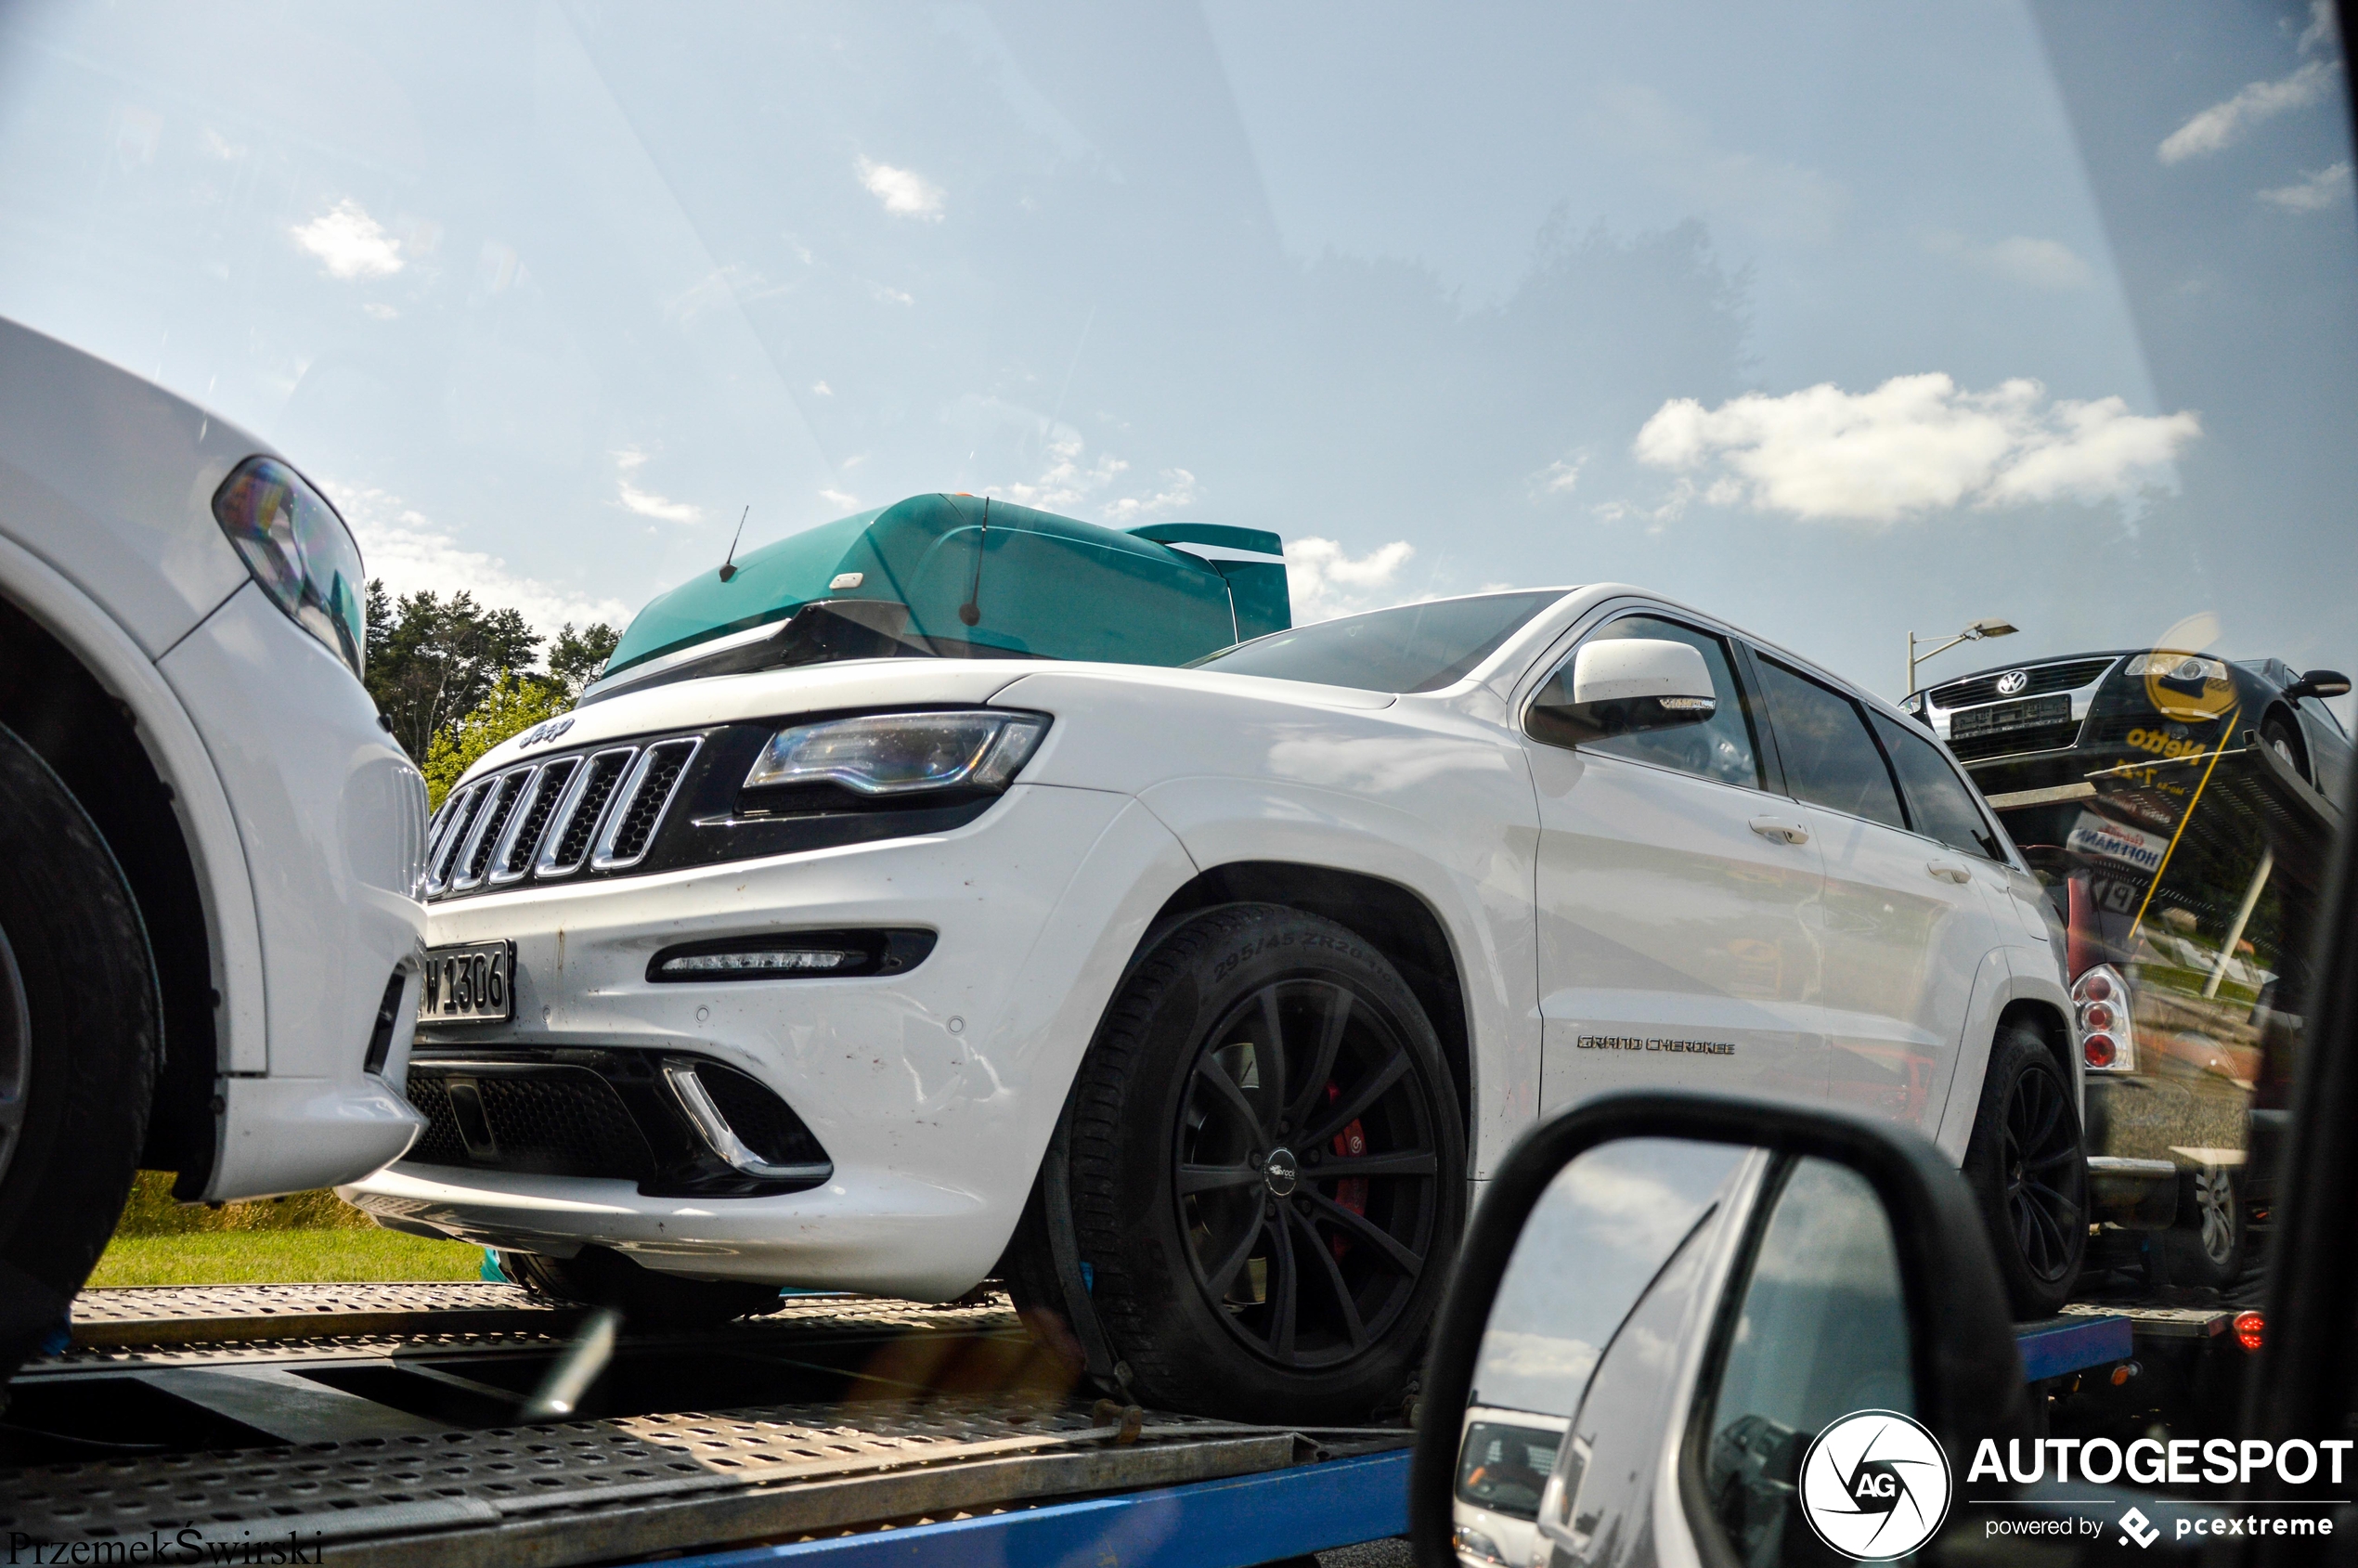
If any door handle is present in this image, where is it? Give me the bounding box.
[1926,860,1973,884]
[1749,816,1810,846]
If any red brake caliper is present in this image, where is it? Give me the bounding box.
[1325,1082,1367,1262]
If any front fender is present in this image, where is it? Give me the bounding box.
[1134,773,1540,1177]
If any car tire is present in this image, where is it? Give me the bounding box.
[495,1245,784,1331]
[2159,1164,2246,1288]
[1962,1024,2087,1317]
[0,722,162,1380]
[1045,902,1467,1424]
[2261,713,2309,783]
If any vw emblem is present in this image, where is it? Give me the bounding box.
[1994,669,2029,696]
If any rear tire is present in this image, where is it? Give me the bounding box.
[1962,1024,2087,1317]
[2159,1164,2246,1288]
[0,723,162,1381]
[1030,903,1467,1423]
[496,1245,784,1331]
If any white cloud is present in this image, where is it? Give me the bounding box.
[324,480,632,638]
[2299,0,2341,57]
[1284,537,1417,624]
[856,157,945,221]
[362,302,398,320]
[612,447,704,524]
[290,199,404,280]
[1924,232,2092,290]
[818,488,859,510]
[812,381,834,396]
[954,400,1202,527]
[2260,161,2353,212]
[1533,456,1587,496]
[2159,57,2339,163]
[1630,373,2201,525]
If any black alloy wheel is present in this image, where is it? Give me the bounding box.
[2001,1063,2082,1285]
[1174,978,1444,1370]
[1963,1024,2086,1316]
[1025,902,1467,1423]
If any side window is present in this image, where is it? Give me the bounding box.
[1871,711,2003,861]
[1696,1159,1915,1568]
[1531,615,1763,788]
[1753,658,1906,829]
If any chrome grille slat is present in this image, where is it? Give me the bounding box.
[590,738,701,871]
[535,746,639,879]
[1929,656,2118,712]
[422,783,490,895]
[488,757,579,885]
[449,769,532,891]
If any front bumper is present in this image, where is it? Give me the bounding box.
[343,782,1188,1301]
[160,581,429,1199]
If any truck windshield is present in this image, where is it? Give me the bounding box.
[1192,590,1563,693]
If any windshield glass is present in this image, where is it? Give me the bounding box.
[1196,590,1562,692]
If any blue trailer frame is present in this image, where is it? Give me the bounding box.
[651,1316,2138,1568]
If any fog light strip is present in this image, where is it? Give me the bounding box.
[660,1063,833,1183]
[658,950,857,976]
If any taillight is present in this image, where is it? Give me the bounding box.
[2072,965,2137,1072]
[2235,1310,2264,1353]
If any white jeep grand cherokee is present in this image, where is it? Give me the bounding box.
[346,586,2077,1422]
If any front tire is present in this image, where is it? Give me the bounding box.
[496,1245,784,1331]
[1962,1025,2087,1317]
[1046,903,1466,1423]
[0,723,162,1380]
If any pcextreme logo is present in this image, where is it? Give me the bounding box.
[1799,1410,1952,1562]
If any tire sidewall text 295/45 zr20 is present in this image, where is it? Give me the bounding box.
[1062,903,1466,1424]
[1963,1022,2087,1317]
[0,721,161,1376]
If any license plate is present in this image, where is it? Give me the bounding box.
[419,940,515,1024]
[1950,694,2070,741]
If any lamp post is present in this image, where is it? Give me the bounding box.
[1907,617,2018,699]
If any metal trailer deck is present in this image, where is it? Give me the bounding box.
[0,1284,2151,1568]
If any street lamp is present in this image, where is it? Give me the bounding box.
[1907,617,2017,698]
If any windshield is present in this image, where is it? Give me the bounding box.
[1195,590,1562,693]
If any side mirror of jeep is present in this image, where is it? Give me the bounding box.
[2287,669,2352,701]
[1526,638,1717,745]
[1408,1092,2038,1568]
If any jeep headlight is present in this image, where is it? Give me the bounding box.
[744,710,1051,796]
[211,456,368,680]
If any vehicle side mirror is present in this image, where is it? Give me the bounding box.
[1409,1092,2034,1568]
[1526,639,1717,745]
[2287,669,2352,701]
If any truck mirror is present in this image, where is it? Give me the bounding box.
[1409,1092,2034,1567]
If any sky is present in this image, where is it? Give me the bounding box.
[0,0,2351,703]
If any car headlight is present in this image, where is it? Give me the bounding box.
[2123,652,2228,685]
[211,456,368,680]
[743,710,1051,797]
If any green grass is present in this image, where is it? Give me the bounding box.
[87,1228,487,1288]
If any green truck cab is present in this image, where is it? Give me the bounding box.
[586,493,1288,704]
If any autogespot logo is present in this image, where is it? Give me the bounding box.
[1799,1410,1953,1562]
